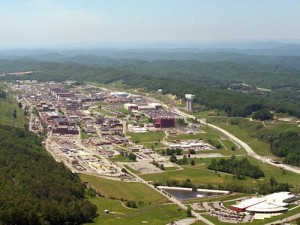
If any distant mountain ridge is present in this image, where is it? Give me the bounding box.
[1,41,300,60]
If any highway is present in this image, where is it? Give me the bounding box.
[173,108,300,175]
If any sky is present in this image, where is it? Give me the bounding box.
[0,0,299,48]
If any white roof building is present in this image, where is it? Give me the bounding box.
[230,192,296,213]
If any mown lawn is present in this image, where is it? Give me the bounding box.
[81,174,188,225]
[80,174,166,204]
[128,131,165,143]
[141,155,300,190]
[206,117,299,157]
[87,197,187,225]
[93,108,115,116]
[141,164,255,188]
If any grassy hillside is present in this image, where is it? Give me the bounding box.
[80,175,188,225]
[0,94,27,128]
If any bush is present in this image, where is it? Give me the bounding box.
[126,201,137,208]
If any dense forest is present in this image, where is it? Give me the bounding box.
[208,157,265,179]
[270,130,300,167]
[0,125,97,225]
[1,55,300,118]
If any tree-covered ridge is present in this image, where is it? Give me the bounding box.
[0,125,97,225]
[118,59,300,89]
[1,58,300,117]
[121,74,300,117]
[208,157,264,179]
[270,130,300,167]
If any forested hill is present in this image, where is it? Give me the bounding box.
[0,125,97,224]
[1,57,300,117]
[116,60,300,89]
[1,56,300,89]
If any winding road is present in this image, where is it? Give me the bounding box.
[173,108,300,175]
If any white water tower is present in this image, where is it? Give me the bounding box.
[185,94,195,111]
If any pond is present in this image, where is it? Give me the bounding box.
[159,186,228,200]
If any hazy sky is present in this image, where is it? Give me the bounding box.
[0,0,299,48]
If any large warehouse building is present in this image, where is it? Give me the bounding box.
[230,192,296,214]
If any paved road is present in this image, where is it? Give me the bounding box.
[173,108,300,175]
[121,163,214,225]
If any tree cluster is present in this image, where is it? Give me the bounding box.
[252,108,273,121]
[165,148,182,155]
[270,130,300,167]
[128,152,137,161]
[176,155,188,165]
[208,157,264,179]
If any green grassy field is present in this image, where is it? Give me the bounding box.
[220,139,237,150]
[111,155,133,162]
[80,174,166,204]
[80,128,90,139]
[115,106,131,115]
[81,175,189,225]
[141,141,166,149]
[128,131,165,143]
[194,109,228,117]
[141,156,300,190]
[246,157,300,188]
[141,162,254,188]
[190,220,208,225]
[127,131,166,150]
[87,197,187,225]
[216,122,273,156]
[123,165,141,174]
[93,108,115,117]
[0,94,27,128]
[205,117,300,157]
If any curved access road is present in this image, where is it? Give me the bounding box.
[174,108,300,175]
[120,163,215,225]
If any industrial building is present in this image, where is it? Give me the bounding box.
[169,140,213,150]
[230,192,296,213]
[52,125,79,135]
[124,103,162,111]
[154,118,175,128]
[110,91,130,98]
[185,94,195,111]
[124,103,138,111]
